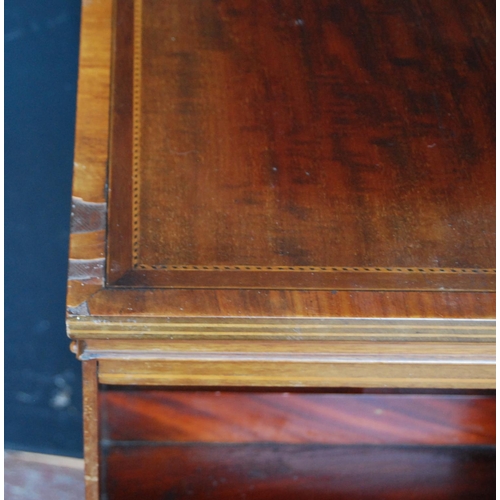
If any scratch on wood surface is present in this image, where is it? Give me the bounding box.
[71,197,106,233]
[68,258,105,280]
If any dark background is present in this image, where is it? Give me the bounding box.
[5,0,83,456]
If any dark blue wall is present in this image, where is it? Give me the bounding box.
[5,0,83,456]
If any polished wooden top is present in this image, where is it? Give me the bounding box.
[67,0,495,388]
[108,0,494,291]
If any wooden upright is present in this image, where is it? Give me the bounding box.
[67,1,495,498]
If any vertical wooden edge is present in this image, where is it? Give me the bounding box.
[72,0,112,202]
[68,0,113,312]
[83,360,99,500]
[107,0,135,285]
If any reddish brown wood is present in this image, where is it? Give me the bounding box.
[69,0,496,391]
[86,289,496,319]
[70,2,496,497]
[107,0,494,291]
[106,0,134,284]
[103,444,495,499]
[100,390,495,445]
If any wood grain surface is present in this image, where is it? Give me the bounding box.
[67,0,495,389]
[82,361,99,500]
[71,316,495,340]
[66,0,495,335]
[96,357,494,388]
[100,390,495,445]
[107,0,494,291]
[71,325,494,388]
[71,292,495,389]
[99,388,495,497]
[102,444,495,499]
[69,3,496,498]
[83,288,496,318]
[67,0,111,310]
